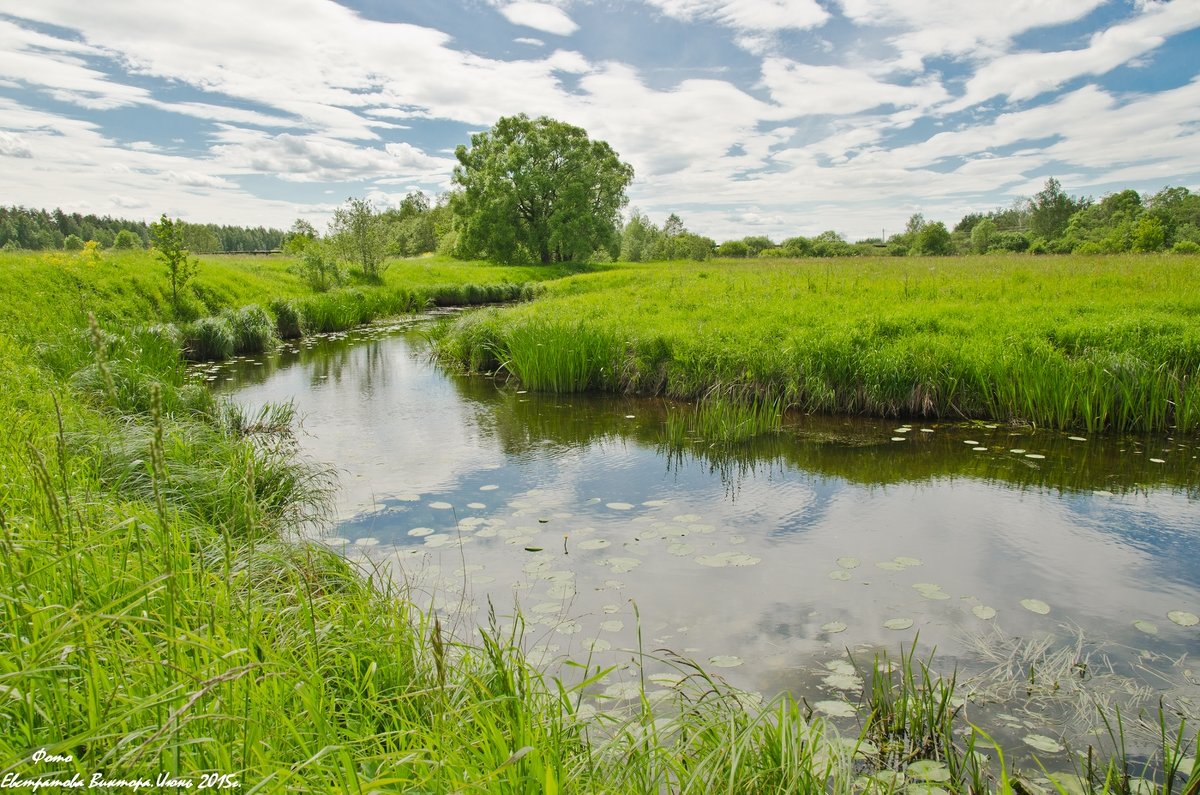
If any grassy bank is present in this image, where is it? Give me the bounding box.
[436,254,1200,433]
[2,248,1197,791]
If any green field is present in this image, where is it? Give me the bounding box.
[2,248,1197,792]
[437,254,1200,433]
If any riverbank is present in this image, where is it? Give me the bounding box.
[436,254,1200,433]
[2,248,1196,791]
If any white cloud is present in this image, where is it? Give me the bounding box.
[836,0,1106,68]
[209,129,454,183]
[500,2,579,35]
[761,59,948,115]
[515,37,546,46]
[951,0,1200,108]
[0,131,33,158]
[644,0,829,31]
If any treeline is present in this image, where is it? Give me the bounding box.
[704,180,1200,260]
[0,206,285,253]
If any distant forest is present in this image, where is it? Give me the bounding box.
[619,180,1200,261]
[0,206,285,253]
[5,178,1199,260]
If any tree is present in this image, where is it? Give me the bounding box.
[619,210,658,262]
[283,219,318,255]
[150,214,197,305]
[910,222,952,255]
[329,197,388,279]
[62,234,84,251]
[451,114,634,264]
[970,218,998,253]
[1029,177,1088,242]
[113,229,142,249]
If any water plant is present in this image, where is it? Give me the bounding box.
[181,315,235,360]
[225,303,278,354]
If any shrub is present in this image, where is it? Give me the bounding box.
[182,316,235,361]
[268,298,306,339]
[112,229,142,249]
[1172,240,1200,254]
[226,304,278,355]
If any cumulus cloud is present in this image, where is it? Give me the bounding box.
[500,2,579,35]
[1,1,1197,240]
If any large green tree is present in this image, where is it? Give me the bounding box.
[451,114,634,264]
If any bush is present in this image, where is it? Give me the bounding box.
[183,316,235,361]
[1171,240,1200,254]
[226,304,278,355]
[268,298,306,339]
[297,244,342,292]
[112,230,142,249]
[63,234,84,251]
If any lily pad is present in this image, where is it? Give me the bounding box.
[1133,620,1158,635]
[876,561,906,571]
[913,583,951,600]
[467,502,486,509]
[1025,453,1046,460]
[599,620,623,632]
[894,556,922,567]
[1023,734,1064,754]
[604,557,641,574]
[972,605,997,620]
[823,673,862,690]
[814,700,856,717]
[428,501,453,510]
[836,556,861,569]
[606,502,634,510]
[829,569,852,581]
[907,760,951,783]
[884,618,914,630]
[708,655,743,668]
[821,621,848,634]
[603,681,641,700]
[578,539,611,550]
[406,527,433,537]
[1168,610,1199,627]
[1021,599,1051,615]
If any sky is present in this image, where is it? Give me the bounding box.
[1,0,1199,241]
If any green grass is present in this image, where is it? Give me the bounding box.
[3,247,1198,791]
[436,255,1200,433]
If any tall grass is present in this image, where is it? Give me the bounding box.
[436,255,1200,433]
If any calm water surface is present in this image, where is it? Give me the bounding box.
[209,319,1200,758]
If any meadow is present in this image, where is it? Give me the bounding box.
[436,254,1200,433]
[1,247,1197,792]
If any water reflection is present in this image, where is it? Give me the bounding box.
[214,323,1200,761]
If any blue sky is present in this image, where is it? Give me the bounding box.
[1,0,1198,240]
